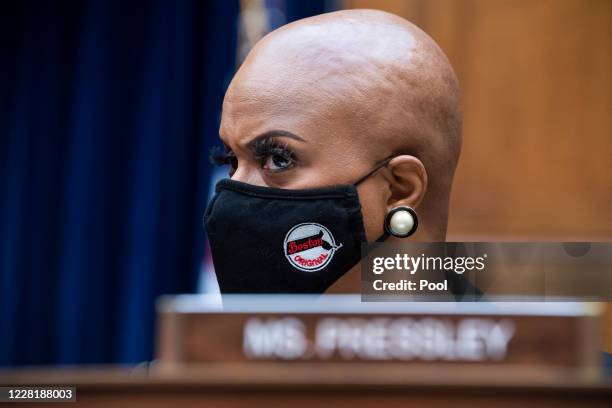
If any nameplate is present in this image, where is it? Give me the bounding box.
[156,295,600,368]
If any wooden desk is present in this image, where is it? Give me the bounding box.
[3,297,610,407]
[1,364,611,408]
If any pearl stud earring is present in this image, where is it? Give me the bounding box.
[384,206,418,238]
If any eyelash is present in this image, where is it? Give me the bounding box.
[209,145,237,169]
[252,138,296,169]
[208,138,297,174]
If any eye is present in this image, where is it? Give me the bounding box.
[252,137,296,173]
[262,152,294,172]
[209,146,238,176]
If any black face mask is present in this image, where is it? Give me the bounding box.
[203,159,391,294]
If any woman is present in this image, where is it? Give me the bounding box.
[204,9,462,294]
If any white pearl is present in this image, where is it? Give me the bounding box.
[390,210,414,235]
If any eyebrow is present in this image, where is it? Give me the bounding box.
[246,130,306,149]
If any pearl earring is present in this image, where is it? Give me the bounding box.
[384,206,418,238]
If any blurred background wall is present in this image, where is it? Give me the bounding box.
[347,0,612,353]
[345,0,612,240]
[1,0,611,366]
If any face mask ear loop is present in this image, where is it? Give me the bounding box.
[353,157,394,186]
[375,232,390,242]
[353,156,395,255]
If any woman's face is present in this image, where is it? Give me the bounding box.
[215,74,393,242]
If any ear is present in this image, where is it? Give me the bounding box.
[385,155,427,211]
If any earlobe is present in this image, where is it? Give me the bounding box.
[385,155,428,211]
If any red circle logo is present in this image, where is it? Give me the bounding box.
[284,223,342,272]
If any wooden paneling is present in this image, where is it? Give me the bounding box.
[343,0,612,239]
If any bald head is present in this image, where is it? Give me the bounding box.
[220,9,462,239]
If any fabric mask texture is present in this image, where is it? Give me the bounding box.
[203,179,369,293]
